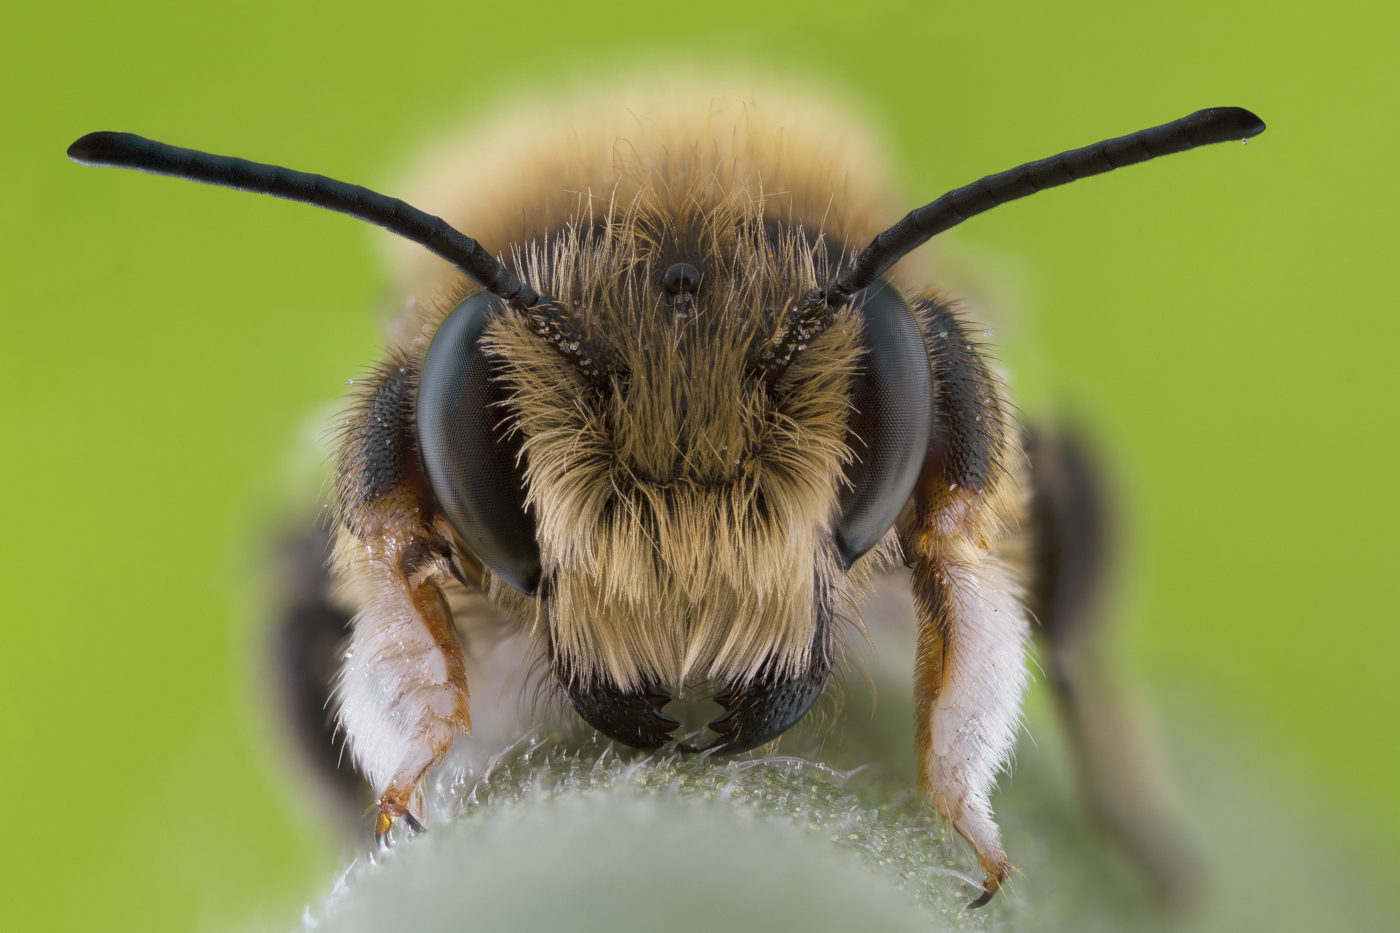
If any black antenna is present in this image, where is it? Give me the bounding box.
[67,131,541,307]
[829,106,1265,302]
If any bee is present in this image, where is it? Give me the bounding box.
[68,82,1263,908]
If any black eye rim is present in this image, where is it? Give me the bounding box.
[416,293,542,595]
[833,281,933,568]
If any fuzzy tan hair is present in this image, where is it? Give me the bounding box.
[485,190,868,691]
[382,75,908,347]
[383,79,915,693]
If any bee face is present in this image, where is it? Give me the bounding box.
[417,194,928,749]
[70,87,1261,903]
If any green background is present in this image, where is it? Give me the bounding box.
[3,2,1396,930]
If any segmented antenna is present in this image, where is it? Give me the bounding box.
[755,107,1264,384]
[829,107,1265,302]
[66,131,541,307]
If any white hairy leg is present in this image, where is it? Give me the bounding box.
[913,550,1030,904]
[334,533,471,841]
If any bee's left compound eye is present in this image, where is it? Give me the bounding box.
[417,293,542,595]
[833,283,932,567]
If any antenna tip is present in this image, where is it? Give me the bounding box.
[1206,107,1267,141]
[67,131,138,166]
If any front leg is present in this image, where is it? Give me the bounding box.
[901,298,1031,907]
[332,359,472,843]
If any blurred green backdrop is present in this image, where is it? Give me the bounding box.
[3,2,1397,930]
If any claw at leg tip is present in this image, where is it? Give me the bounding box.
[965,880,998,910]
[374,809,394,847]
[374,793,425,845]
[964,862,1008,909]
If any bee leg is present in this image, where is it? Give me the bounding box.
[1024,426,1200,908]
[902,299,1032,908]
[333,360,472,843]
[337,525,471,845]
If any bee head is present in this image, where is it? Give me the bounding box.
[418,191,931,751]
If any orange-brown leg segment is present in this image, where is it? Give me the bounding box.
[902,299,1031,908]
[331,358,472,844]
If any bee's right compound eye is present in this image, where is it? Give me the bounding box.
[417,293,542,595]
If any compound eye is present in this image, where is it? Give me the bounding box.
[416,293,541,594]
[834,282,932,567]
